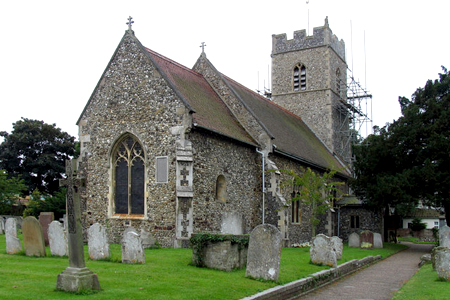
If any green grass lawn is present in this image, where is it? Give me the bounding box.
[392,263,450,300]
[0,234,405,300]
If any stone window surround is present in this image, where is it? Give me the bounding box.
[293,64,306,92]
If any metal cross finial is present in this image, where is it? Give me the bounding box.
[200,42,206,53]
[127,16,134,31]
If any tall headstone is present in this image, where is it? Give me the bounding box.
[439,225,450,248]
[56,159,100,292]
[39,212,54,246]
[246,224,282,282]
[348,232,360,247]
[5,218,22,254]
[360,230,374,249]
[310,234,337,268]
[88,223,110,260]
[330,236,343,260]
[49,221,68,257]
[373,232,383,249]
[122,230,145,264]
[22,216,46,257]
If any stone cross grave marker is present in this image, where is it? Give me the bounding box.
[5,218,22,254]
[49,221,68,257]
[88,223,110,260]
[348,232,360,247]
[246,224,282,282]
[39,212,54,246]
[56,159,100,292]
[22,216,46,257]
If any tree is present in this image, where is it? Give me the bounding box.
[0,169,27,214]
[352,67,450,224]
[23,188,66,220]
[281,167,344,237]
[0,118,76,195]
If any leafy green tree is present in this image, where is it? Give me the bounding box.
[23,188,66,220]
[0,169,27,214]
[0,118,75,195]
[352,67,450,224]
[281,167,344,237]
[410,217,427,232]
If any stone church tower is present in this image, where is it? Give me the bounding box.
[271,17,351,165]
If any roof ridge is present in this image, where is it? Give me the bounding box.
[144,47,202,77]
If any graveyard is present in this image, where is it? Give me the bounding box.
[0,231,406,300]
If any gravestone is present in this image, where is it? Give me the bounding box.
[330,236,343,260]
[22,216,46,257]
[373,232,383,248]
[434,247,450,281]
[439,225,450,248]
[246,224,282,282]
[56,159,100,292]
[0,216,5,234]
[5,218,22,254]
[88,223,110,260]
[39,212,54,246]
[122,230,145,264]
[49,221,68,256]
[348,232,360,247]
[432,246,448,270]
[140,229,157,249]
[310,234,337,268]
[360,230,374,249]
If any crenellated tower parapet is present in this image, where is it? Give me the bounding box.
[272,17,345,62]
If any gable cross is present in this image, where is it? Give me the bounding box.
[200,42,206,53]
[126,16,134,31]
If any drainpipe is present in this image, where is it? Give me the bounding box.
[256,148,265,224]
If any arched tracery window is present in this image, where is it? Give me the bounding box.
[293,64,306,91]
[112,134,145,215]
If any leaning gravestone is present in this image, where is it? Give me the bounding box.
[348,232,360,247]
[88,223,110,260]
[310,234,337,268]
[373,232,383,248]
[22,216,46,257]
[246,224,282,282]
[56,159,100,292]
[439,225,450,248]
[434,247,450,281]
[122,230,145,264]
[330,236,343,260]
[48,221,68,257]
[5,218,22,254]
[39,212,54,246]
[360,230,374,249]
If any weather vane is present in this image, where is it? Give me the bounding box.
[126,16,134,31]
[200,42,206,53]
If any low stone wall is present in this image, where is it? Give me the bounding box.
[242,255,381,300]
[191,234,249,271]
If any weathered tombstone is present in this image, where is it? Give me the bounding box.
[22,216,46,257]
[348,232,360,247]
[310,234,337,268]
[0,216,5,234]
[39,212,54,246]
[246,224,282,282]
[5,218,22,254]
[360,230,374,249]
[432,246,448,270]
[122,230,145,264]
[439,225,450,248]
[373,232,383,249]
[434,247,450,281]
[49,221,68,257]
[56,159,100,292]
[330,236,343,260]
[88,223,110,260]
[140,229,157,249]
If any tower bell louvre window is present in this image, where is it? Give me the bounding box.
[112,134,145,215]
[293,65,306,91]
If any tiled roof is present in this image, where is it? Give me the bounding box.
[145,48,256,146]
[222,75,347,173]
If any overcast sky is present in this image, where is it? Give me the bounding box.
[1,0,448,141]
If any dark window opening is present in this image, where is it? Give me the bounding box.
[351,215,360,229]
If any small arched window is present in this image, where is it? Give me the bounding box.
[293,64,306,91]
[112,134,145,215]
[215,175,227,202]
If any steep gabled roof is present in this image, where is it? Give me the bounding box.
[144,48,257,146]
[222,75,347,174]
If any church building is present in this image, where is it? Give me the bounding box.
[76,17,372,248]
